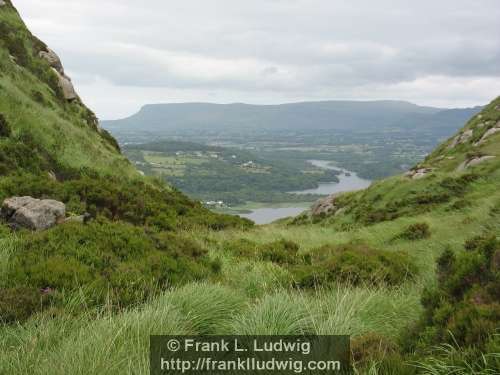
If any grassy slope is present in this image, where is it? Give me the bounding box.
[0,3,135,176]
[0,1,498,373]
[2,100,499,374]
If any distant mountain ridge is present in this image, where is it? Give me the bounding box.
[103,101,483,134]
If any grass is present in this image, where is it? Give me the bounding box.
[0,5,499,373]
[0,281,421,374]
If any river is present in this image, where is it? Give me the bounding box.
[239,160,372,224]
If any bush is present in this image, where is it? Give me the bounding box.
[408,234,500,351]
[4,219,220,321]
[0,114,10,138]
[292,243,417,288]
[399,223,431,240]
[351,332,399,368]
[224,238,259,258]
[259,239,301,265]
[0,287,48,323]
[223,239,302,265]
[0,171,252,231]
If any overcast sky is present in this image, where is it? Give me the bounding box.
[14,0,500,119]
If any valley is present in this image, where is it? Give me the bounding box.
[0,1,498,374]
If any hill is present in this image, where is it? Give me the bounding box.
[102,101,481,135]
[0,2,498,374]
[0,0,250,331]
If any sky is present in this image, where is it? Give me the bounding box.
[13,0,500,120]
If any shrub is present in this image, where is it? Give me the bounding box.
[351,332,398,368]
[0,114,10,138]
[223,239,302,265]
[0,171,252,231]
[292,243,417,288]
[399,223,431,240]
[258,239,300,265]
[4,36,29,67]
[224,238,258,258]
[4,219,220,321]
[408,234,500,351]
[0,287,48,323]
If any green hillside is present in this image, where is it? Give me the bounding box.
[0,0,250,333]
[0,1,498,374]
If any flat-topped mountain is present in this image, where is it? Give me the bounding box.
[103,100,481,135]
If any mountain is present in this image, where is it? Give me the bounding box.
[102,101,482,134]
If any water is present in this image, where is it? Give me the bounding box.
[290,160,372,195]
[238,160,372,224]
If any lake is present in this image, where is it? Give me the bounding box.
[239,160,372,224]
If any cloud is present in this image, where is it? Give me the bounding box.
[12,0,500,118]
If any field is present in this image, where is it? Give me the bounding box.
[123,141,336,206]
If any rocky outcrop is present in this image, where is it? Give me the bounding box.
[457,156,495,172]
[52,68,78,100]
[405,168,432,180]
[1,196,66,230]
[448,129,473,149]
[311,194,339,216]
[39,49,64,75]
[475,121,500,146]
[38,48,78,101]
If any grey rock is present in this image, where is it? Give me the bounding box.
[2,197,66,231]
[1,196,34,219]
[457,156,495,171]
[39,49,64,74]
[52,68,78,100]
[475,126,500,146]
[448,129,473,149]
[311,194,339,216]
[405,168,432,180]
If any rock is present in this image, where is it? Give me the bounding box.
[457,156,495,171]
[475,124,500,146]
[311,194,339,216]
[1,197,66,231]
[39,49,64,74]
[52,68,78,100]
[405,168,432,180]
[448,129,473,149]
[1,196,34,219]
[0,1,6,7]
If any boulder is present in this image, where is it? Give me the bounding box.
[405,168,432,180]
[448,129,473,149]
[457,156,495,172]
[1,197,66,231]
[52,68,78,100]
[39,48,64,74]
[311,194,339,216]
[0,1,6,6]
[475,122,500,146]
[1,196,34,218]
